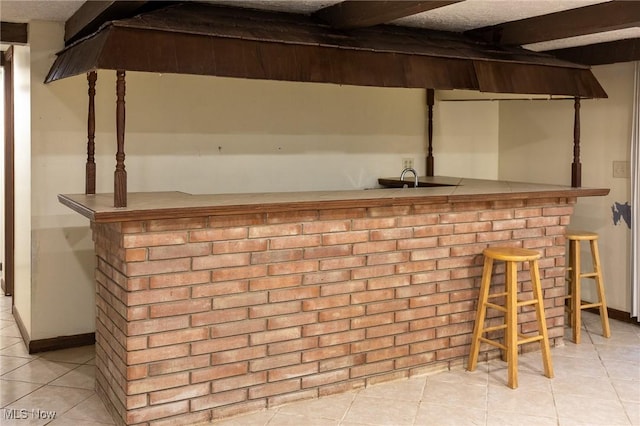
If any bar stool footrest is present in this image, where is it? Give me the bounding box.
[517,334,544,345]
[477,334,544,352]
[481,324,507,333]
[580,302,603,309]
[517,299,539,307]
[479,336,507,351]
[485,302,507,313]
[488,292,508,299]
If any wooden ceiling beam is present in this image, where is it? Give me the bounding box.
[313,0,463,29]
[467,1,640,45]
[65,1,149,43]
[547,38,640,66]
[1,22,28,44]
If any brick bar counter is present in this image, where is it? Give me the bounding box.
[59,178,608,426]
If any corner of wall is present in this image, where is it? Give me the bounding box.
[12,43,32,337]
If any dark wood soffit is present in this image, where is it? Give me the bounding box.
[44,24,607,98]
[46,26,479,90]
[45,3,607,98]
[547,38,640,66]
[0,22,28,44]
[467,1,640,46]
[65,0,149,43]
[473,61,605,98]
[313,0,463,29]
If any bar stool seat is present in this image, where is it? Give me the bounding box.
[565,230,611,344]
[467,247,553,389]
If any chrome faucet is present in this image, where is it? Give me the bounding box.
[400,167,419,188]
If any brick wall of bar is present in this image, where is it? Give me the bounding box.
[92,197,575,426]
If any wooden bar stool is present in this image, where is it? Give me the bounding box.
[467,247,553,389]
[566,230,611,344]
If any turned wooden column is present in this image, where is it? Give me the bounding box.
[114,70,127,207]
[426,88,435,177]
[572,97,581,187]
[86,71,97,195]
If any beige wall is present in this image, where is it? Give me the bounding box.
[499,62,633,311]
[13,44,32,335]
[97,72,427,194]
[434,99,499,179]
[29,22,95,339]
[0,66,4,302]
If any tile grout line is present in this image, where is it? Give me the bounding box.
[337,391,359,426]
[592,326,637,426]
[0,313,101,423]
[410,376,429,426]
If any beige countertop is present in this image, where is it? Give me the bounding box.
[58,177,609,223]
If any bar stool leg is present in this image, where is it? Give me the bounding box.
[530,259,553,379]
[566,241,575,329]
[569,239,582,344]
[590,239,611,338]
[468,257,493,371]
[505,260,518,389]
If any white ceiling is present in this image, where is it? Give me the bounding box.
[394,0,608,30]
[0,0,636,51]
[0,0,85,22]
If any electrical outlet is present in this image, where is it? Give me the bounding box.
[402,158,414,169]
[613,161,630,178]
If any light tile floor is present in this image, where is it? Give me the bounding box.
[0,294,638,425]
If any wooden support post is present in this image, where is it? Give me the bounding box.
[114,70,127,207]
[572,97,581,187]
[86,71,97,195]
[426,88,435,177]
